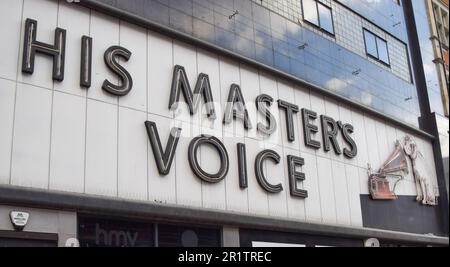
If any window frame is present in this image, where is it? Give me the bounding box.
[363,28,391,67]
[432,2,449,48]
[301,0,335,36]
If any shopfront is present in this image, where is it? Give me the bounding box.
[78,215,221,247]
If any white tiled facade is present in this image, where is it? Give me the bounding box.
[256,0,303,23]
[0,0,439,228]
[253,0,412,82]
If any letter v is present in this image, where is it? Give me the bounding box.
[145,121,182,175]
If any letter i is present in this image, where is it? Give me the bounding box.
[80,36,92,88]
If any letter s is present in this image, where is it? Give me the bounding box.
[102,45,133,96]
[342,123,357,159]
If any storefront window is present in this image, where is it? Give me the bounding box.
[240,229,363,247]
[158,224,221,247]
[78,216,222,247]
[78,216,155,247]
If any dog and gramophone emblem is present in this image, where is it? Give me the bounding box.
[367,135,438,206]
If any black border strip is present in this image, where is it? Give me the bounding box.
[75,0,434,140]
[0,185,448,246]
[0,230,58,242]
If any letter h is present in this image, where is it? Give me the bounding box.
[22,18,66,81]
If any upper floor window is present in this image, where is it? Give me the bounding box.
[432,1,449,48]
[363,29,390,66]
[303,0,334,35]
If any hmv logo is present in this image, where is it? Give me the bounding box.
[95,224,139,247]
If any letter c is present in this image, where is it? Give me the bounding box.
[254,150,283,193]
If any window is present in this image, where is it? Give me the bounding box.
[364,30,378,58]
[158,224,221,247]
[77,215,222,247]
[432,1,449,47]
[363,29,390,65]
[318,3,334,34]
[78,216,155,247]
[376,38,390,64]
[303,0,334,35]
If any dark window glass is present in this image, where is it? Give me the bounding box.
[303,0,334,34]
[364,29,390,65]
[78,216,155,247]
[318,4,334,34]
[78,216,223,247]
[239,229,364,247]
[364,30,378,58]
[303,0,319,26]
[158,224,221,247]
[376,38,389,64]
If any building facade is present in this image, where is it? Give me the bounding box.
[0,0,448,247]
[410,0,449,200]
[426,0,449,117]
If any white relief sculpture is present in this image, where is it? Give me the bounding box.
[403,136,438,206]
[368,136,438,206]
[368,140,409,200]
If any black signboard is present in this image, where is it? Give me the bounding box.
[78,216,221,247]
[78,216,155,247]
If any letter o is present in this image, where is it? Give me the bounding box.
[188,135,229,183]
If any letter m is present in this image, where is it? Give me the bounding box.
[168,65,216,119]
